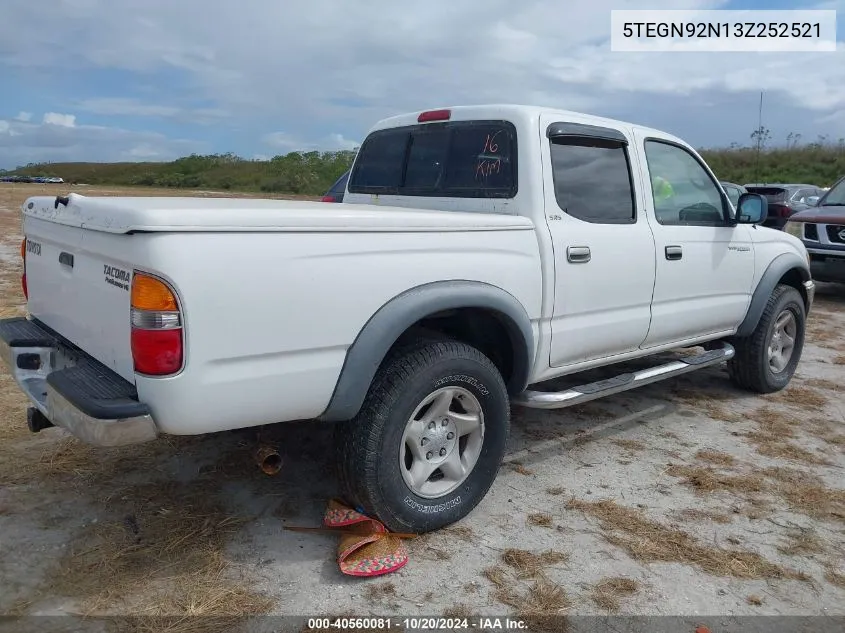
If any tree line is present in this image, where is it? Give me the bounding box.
[5,133,845,195]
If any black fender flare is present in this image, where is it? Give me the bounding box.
[735,252,811,338]
[319,280,535,422]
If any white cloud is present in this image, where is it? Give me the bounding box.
[75,97,228,123]
[42,112,76,127]
[0,118,207,168]
[14,111,32,122]
[0,0,843,165]
[263,131,360,153]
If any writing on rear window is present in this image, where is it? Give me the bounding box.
[104,265,130,291]
[348,120,517,198]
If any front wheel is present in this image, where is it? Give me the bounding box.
[728,283,806,393]
[334,339,510,533]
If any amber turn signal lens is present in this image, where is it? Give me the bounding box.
[131,273,178,311]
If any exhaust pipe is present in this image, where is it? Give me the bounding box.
[27,407,54,433]
[254,445,282,475]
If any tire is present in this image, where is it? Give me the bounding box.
[334,338,510,533]
[728,283,806,393]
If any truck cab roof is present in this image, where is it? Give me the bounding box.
[368,103,686,146]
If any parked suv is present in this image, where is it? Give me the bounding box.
[720,181,747,209]
[744,183,826,230]
[321,170,350,203]
[784,175,845,282]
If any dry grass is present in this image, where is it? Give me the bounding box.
[443,604,473,618]
[761,467,845,523]
[546,486,566,496]
[746,595,764,606]
[824,566,845,589]
[363,583,397,603]
[748,435,831,465]
[832,355,845,365]
[665,464,767,495]
[528,513,554,528]
[484,552,571,622]
[741,407,830,465]
[442,525,474,542]
[674,508,732,525]
[48,480,254,613]
[808,378,844,392]
[590,577,640,611]
[501,548,568,579]
[667,461,845,524]
[777,528,825,557]
[483,565,508,588]
[611,439,646,452]
[111,557,275,633]
[765,385,829,410]
[806,419,845,447]
[509,461,534,476]
[671,389,741,422]
[695,450,736,467]
[492,576,571,618]
[566,499,805,581]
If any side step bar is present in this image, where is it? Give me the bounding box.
[512,342,735,410]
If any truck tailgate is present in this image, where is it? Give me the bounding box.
[24,216,135,383]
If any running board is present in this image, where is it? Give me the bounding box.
[512,342,735,410]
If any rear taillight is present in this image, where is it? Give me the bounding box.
[130,272,183,375]
[770,203,793,218]
[321,195,335,202]
[20,238,27,300]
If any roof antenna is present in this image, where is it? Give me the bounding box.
[754,91,763,185]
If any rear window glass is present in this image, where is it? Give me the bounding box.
[348,120,517,198]
[746,187,787,202]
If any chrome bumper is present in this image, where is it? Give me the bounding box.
[0,317,159,447]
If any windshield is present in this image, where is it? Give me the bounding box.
[822,179,845,206]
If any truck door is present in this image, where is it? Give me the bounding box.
[630,130,755,348]
[540,115,657,368]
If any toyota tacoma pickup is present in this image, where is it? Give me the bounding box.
[1,105,815,533]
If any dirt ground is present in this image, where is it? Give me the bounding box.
[0,183,843,631]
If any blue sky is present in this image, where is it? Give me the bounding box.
[1,0,843,169]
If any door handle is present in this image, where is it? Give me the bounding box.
[567,246,591,263]
[665,245,682,261]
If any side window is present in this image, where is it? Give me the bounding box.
[549,138,636,224]
[644,140,727,226]
[723,185,739,207]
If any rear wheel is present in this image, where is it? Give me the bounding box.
[728,284,806,393]
[335,339,510,533]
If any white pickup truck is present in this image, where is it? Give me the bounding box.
[2,104,814,533]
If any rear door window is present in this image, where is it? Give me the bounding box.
[348,120,517,198]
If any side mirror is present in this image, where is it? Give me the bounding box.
[806,196,820,206]
[735,193,767,224]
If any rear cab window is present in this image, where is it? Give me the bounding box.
[347,120,517,198]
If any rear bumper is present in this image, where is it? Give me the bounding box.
[0,317,159,447]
